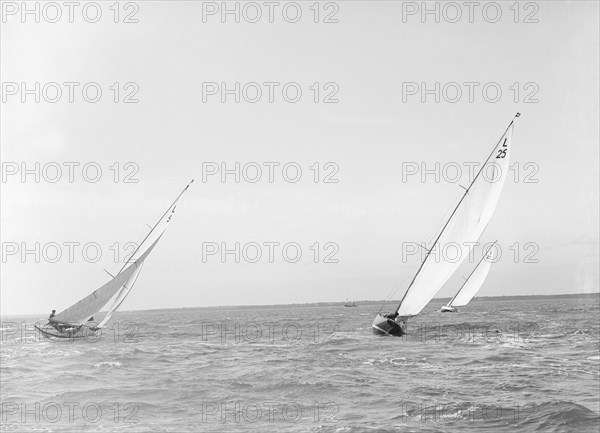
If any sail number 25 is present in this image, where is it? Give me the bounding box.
[496,138,508,158]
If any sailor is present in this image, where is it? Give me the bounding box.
[49,310,56,320]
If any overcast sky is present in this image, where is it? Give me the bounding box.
[1,1,598,316]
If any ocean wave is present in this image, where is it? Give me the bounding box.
[531,400,600,432]
[93,360,123,368]
[3,301,599,432]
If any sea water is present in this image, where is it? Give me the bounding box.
[1,296,599,432]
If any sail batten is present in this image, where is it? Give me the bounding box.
[394,115,517,317]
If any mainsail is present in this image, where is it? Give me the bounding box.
[50,181,193,327]
[50,261,141,325]
[447,242,496,308]
[394,114,518,317]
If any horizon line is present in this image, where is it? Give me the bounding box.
[2,291,598,319]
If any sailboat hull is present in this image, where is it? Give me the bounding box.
[371,314,405,336]
[440,306,457,313]
[35,324,99,340]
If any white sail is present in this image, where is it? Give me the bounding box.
[97,261,144,327]
[51,263,139,325]
[396,117,516,317]
[449,245,495,308]
[50,181,192,327]
[51,235,161,326]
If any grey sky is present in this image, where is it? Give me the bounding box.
[1,1,598,316]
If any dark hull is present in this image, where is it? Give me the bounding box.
[371,314,406,336]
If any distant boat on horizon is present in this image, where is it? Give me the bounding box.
[35,180,193,340]
[344,299,358,307]
[372,113,519,337]
[440,241,497,313]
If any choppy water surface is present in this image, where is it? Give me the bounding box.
[1,296,599,432]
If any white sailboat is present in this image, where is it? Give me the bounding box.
[372,114,519,336]
[440,241,497,313]
[35,180,193,339]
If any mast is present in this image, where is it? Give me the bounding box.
[117,179,194,275]
[395,113,520,314]
[49,180,193,327]
[447,241,496,307]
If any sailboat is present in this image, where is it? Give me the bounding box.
[440,241,497,313]
[344,299,357,307]
[35,180,193,339]
[372,114,519,336]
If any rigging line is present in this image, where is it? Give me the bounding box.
[116,179,193,275]
[395,113,518,314]
[380,236,425,310]
[391,246,422,295]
